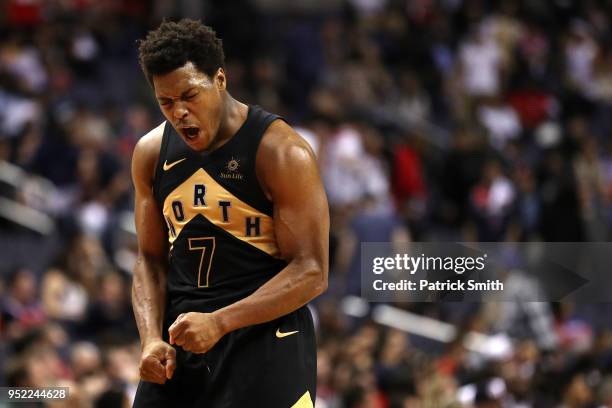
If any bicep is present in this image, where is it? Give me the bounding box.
[131,143,168,261]
[134,189,168,259]
[268,144,329,264]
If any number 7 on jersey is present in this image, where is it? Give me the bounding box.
[188,237,216,287]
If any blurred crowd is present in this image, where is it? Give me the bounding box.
[2,0,612,406]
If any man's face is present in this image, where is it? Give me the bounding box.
[152,62,225,152]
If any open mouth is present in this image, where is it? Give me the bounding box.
[181,127,200,141]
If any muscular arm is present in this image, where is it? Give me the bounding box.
[131,123,176,383]
[169,120,329,350]
[214,120,329,333]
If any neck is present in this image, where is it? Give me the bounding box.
[210,95,247,151]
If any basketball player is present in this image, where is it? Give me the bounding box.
[130,20,329,407]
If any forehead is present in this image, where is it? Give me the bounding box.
[152,62,213,96]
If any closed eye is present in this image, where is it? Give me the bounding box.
[157,90,198,106]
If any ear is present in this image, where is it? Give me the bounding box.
[215,68,226,91]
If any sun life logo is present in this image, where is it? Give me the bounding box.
[227,158,240,172]
[221,157,243,180]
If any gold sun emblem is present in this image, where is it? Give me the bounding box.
[227,158,240,172]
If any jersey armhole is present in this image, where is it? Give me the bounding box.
[152,122,170,202]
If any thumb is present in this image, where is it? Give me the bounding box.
[165,346,177,379]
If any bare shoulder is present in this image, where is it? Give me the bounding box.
[258,119,316,171]
[133,121,165,164]
[256,119,320,198]
[132,121,166,188]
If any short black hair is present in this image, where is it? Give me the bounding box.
[137,19,225,84]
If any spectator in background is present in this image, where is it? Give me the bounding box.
[388,70,432,129]
[41,234,112,330]
[82,270,137,344]
[0,267,46,341]
[538,149,585,241]
[469,159,516,241]
[115,105,155,165]
[322,122,367,208]
[477,95,522,150]
[391,131,428,238]
[511,165,540,240]
[322,121,393,212]
[441,127,489,233]
[574,136,608,240]
[560,373,594,408]
[458,25,503,99]
[601,141,612,234]
[564,21,599,100]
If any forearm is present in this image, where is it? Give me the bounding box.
[132,256,168,347]
[214,259,327,334]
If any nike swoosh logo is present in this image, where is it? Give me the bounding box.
[276,328,299,338]
[163,158,186,171]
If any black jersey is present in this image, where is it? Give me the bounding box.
[152,105,287,320]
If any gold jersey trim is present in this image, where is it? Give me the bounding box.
[291,391,314,408]
[162,168,280,258]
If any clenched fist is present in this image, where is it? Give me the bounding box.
[168,312,225,354]
[139,339,176,384]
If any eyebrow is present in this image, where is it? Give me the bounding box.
[156,87,197,101]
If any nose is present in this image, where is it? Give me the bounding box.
[172,103,188,121]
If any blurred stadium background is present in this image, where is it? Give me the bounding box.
[2,0,612,407]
